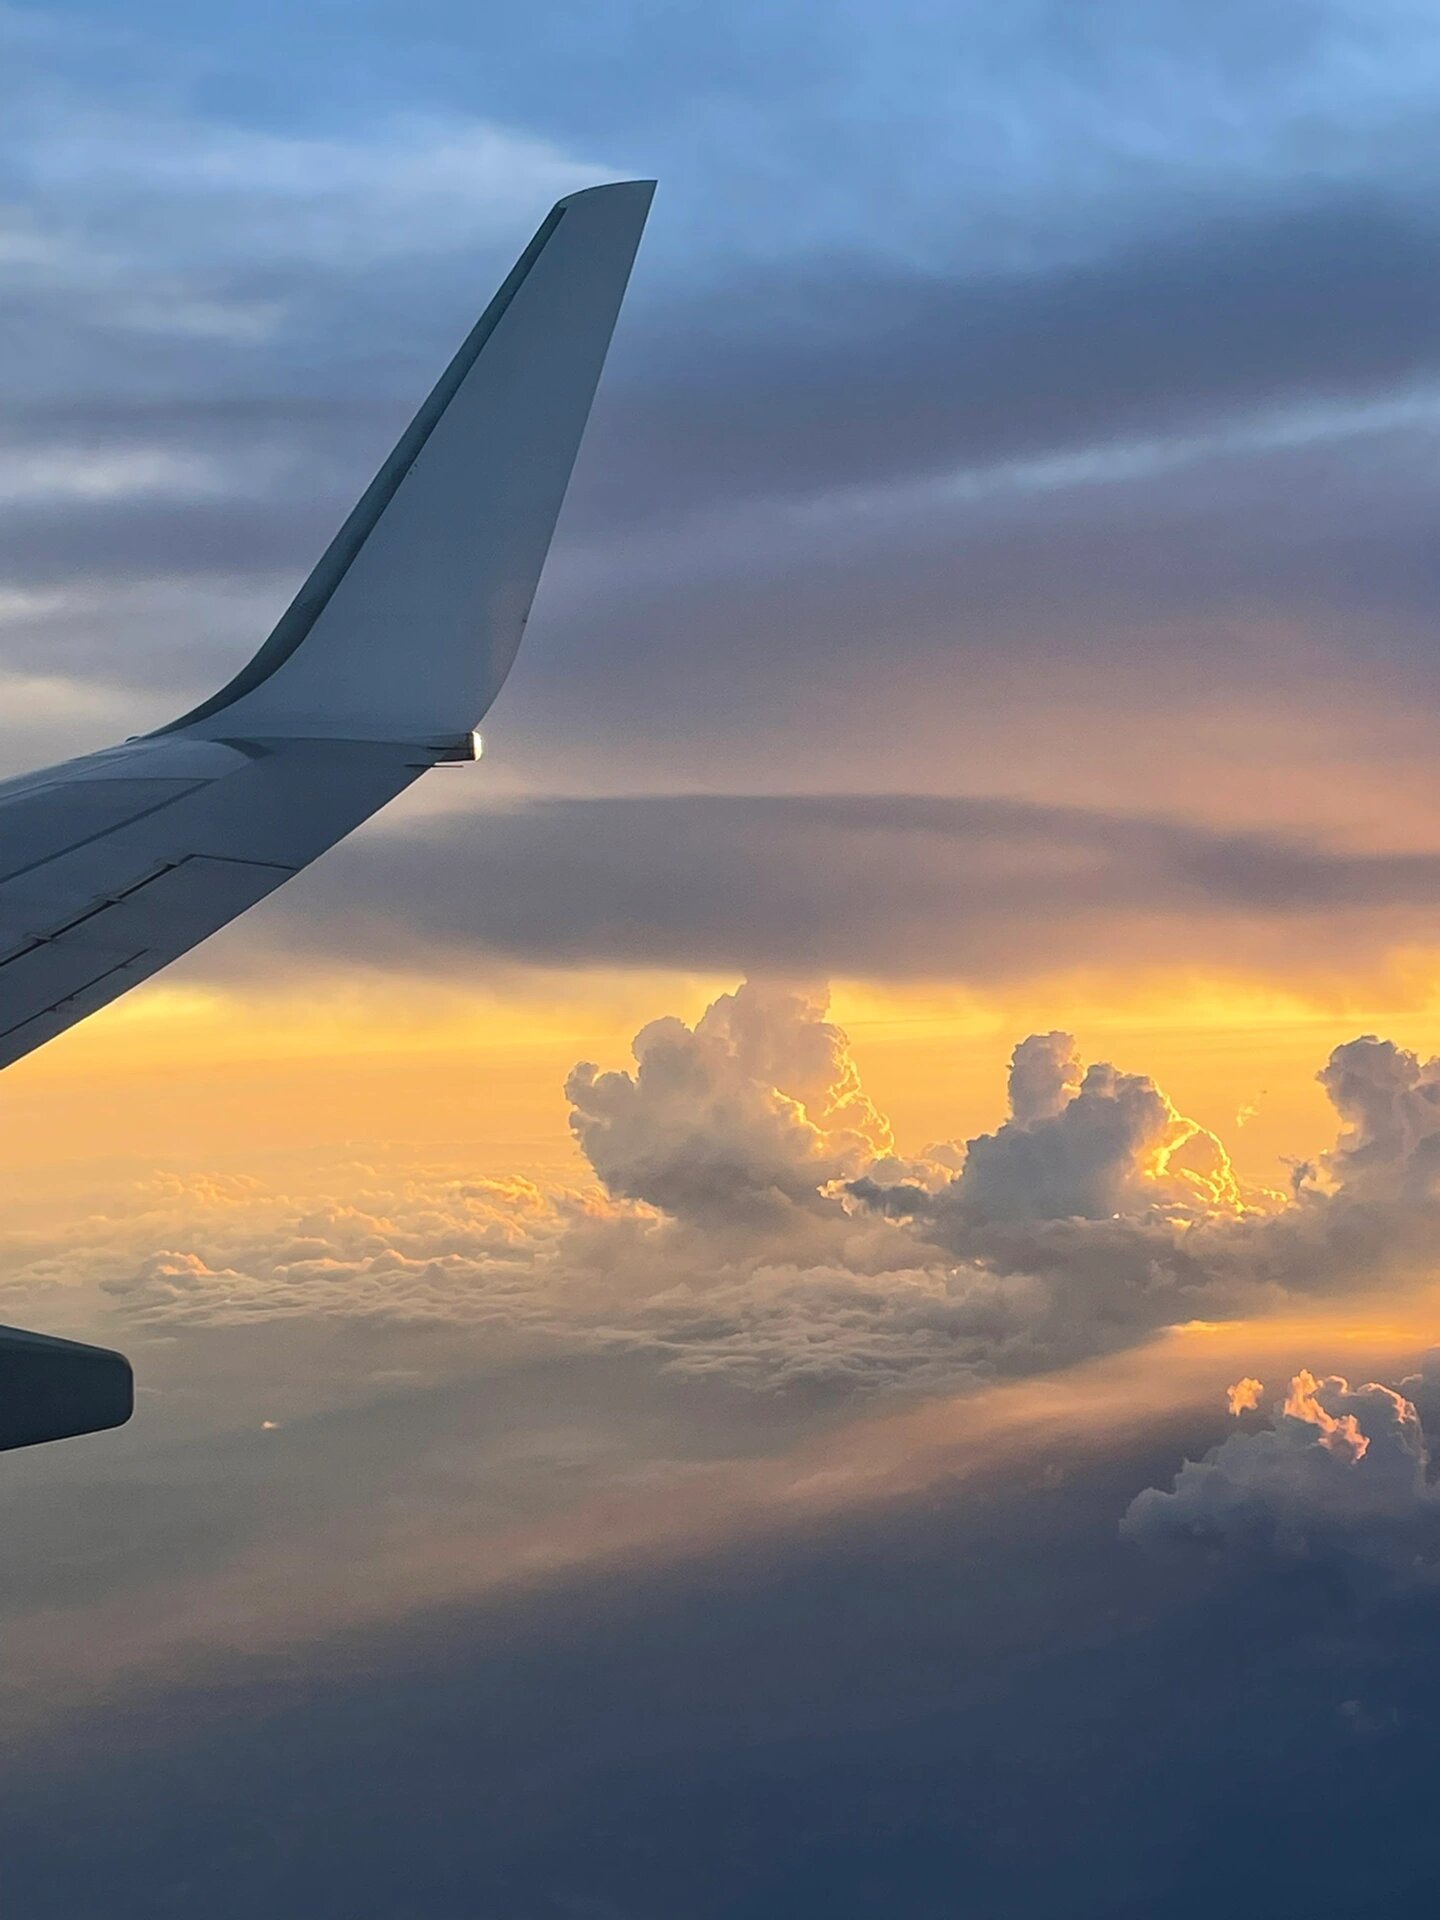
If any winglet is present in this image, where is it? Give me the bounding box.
[162,180,655,744]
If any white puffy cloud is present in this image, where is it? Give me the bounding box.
[1006,1031,1082,1127]
[841,1028,1280,1367]
[1123,1365,1440,1573]
[566,981,889,1229]
[951,1032,1245,1224]
[1313,1035,1440,1199]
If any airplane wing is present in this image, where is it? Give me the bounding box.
[0,178,654,1446]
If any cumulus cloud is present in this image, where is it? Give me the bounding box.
[1123,1364,1440,1575]
[1313,1035,1440,1198]
[841,1031,1277,1371]
[1005,1032,1081,1127]
[29,979,1440,1405]
[566,982,890,1229]
[949,1032,1244,1224]
[1226,1376,1265,1415]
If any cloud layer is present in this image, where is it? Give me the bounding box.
[205,790,1440,992]
[16,980,1434,1404]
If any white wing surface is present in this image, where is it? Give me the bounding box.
[0,179,653,1079]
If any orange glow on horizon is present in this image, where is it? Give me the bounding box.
[7,959,1440,1194]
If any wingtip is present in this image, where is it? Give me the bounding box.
[555,178,657,212]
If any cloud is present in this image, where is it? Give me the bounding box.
[8,11,1440,1895]
[4,96,605,285]
[27,979,1440,1405]
[1313,1035,1440,1198]
[8,54,1440,766]
[847,1031,1277,1376]
[0,83,616,718]
[566,982,890,1228]
[1226,1376,1264,1415]
[214,790,1440,992]
[600,198,1440,534]
[1005,1033,1082,1128]
[948,1032,1244,1225]
[1123,1363,1440,1575]
[8,0,1440,863]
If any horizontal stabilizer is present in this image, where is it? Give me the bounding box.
[0,1325,133,1451]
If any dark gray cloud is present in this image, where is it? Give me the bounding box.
[229,790,1440,984]
[0,495,327,590]
[5,0,1440,832]
[589,196,1440,531]
[11,194,1440,579]
[14,404,1440,789]
[6,133,1440,752]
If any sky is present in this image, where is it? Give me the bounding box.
[9,0,1440,1911]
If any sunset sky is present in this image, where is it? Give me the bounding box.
[7,2,1440,1913]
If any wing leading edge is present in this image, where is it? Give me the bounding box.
[0,179,653,1447]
